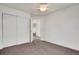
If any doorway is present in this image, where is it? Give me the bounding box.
[30,19,40,42]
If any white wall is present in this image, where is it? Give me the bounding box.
[43,4,79,50]
[0,5,29,18]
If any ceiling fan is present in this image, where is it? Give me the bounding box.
[37,3,48,12]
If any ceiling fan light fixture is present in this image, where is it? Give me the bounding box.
[38,3,48,12]
[40,6,48,12]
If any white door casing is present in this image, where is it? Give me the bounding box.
[0,12,2,49]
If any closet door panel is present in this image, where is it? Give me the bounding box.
[0,12,2,49]
[17,17,29,44]
[3,13,17,47]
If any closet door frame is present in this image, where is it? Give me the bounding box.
[0,12,3,49]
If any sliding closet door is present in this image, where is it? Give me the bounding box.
[0,12,2,49]
[17,17,29,44]
[3,13,17,47]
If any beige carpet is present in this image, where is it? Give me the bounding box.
[0,39,79,55]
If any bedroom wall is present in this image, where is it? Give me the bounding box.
[0,5,30,17]
[42,4,79,50]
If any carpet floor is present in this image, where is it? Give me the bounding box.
[0,40,79,55]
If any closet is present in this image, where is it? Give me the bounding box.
[0,12,30,48]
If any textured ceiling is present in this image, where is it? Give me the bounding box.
[0,3,77,15]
